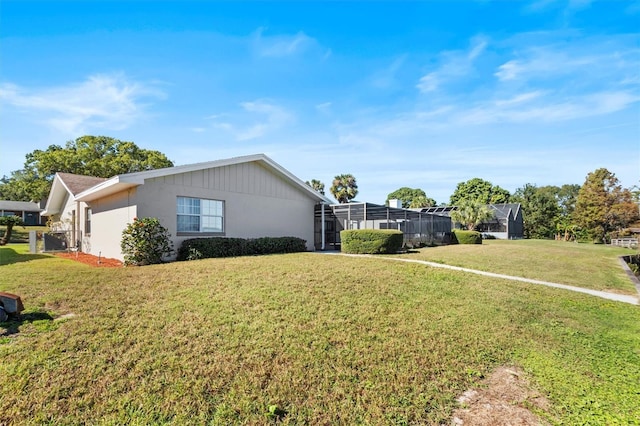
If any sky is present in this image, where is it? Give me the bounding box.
[1,0,638,205]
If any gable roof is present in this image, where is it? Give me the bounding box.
[42,173,108,216]
[56,173,108,195]
[42,154,332,215]
[75,153,332,204]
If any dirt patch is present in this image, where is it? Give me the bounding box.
[54,252,123,267]
[451,366,550,425]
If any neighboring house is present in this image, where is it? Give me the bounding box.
[418,203,524,239]
[0,200,46,226]
[42,154,333,260]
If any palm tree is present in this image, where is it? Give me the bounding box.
[450,200,494,230]
[409,195,436,208]
[305,179,325,195]
[330,174,358,203]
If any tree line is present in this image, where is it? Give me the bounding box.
[306,172,639,244]
[1,136,637,244]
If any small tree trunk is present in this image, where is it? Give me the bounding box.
[0,224,14,245]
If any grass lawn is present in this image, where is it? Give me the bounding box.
[395,239,639,295]
[0,225,48,244]
[1,243,639,424]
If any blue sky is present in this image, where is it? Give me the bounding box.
[1,0,638,204]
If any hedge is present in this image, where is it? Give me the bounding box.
[177,236,307,260]
[453,229,482,244]
[340,229,404,254]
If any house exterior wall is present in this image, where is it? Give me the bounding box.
[84,161,318,261]
[51,193,88,248]
[86,189,138,260]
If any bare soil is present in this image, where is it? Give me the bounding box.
[450,366,550,425]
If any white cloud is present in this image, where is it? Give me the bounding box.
[494,60,523,81]
[459,90,639,124]
[494,42,639,84]
[416,73,439,93]
[416,36,488,93]
[0,74,164,134]
[210,100,293,141]
[371,55,407,89]
[252,28,315,58]
[494,91,544,106]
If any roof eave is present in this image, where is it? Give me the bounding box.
[75,177,140,202]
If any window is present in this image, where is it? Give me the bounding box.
[85,208,92,235]
[177,197,224,233]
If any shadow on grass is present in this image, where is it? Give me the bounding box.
[1,311,55,336]
[0,247,51,266]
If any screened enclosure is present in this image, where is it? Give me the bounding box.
[314,202,452,250]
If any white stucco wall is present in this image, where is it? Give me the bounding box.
[86,189,137,260]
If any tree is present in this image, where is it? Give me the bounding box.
[305,179,325,195]
[449,200,494,230]
[409,195,437,208]
[512,184,560,239]
[573,168,639,243]
[0,215,25,245]
[386,187,436,208]
[330,174,358,203]
[0,136,174,202]
[449,178,510,205]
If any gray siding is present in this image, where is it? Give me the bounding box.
[135,161,317,257]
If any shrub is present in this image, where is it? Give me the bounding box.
[453,229,482,244]
[248,237,308,255]
[340,229,403,254]
[121,217,173,266]
[177,236,307,260]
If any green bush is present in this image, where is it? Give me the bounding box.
[340,229,403,254]
[121,217,173,266]
[248,237,308,255]
[177,236,307,260]
[453,229,482,244]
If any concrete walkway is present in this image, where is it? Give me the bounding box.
[323,252,639,306]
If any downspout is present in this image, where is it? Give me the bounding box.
[321,203,326,251]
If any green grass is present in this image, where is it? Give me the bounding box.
[1,243,639,424]
[0,225,48,244]
[396,239,639,294]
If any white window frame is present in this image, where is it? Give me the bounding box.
[84,207,92,235]
[176,196,224,234]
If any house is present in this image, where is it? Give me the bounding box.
[418,203,524,239]
[0,200,46,226]
[41,154,333,260]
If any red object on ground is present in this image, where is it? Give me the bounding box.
[54,252,123,267]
